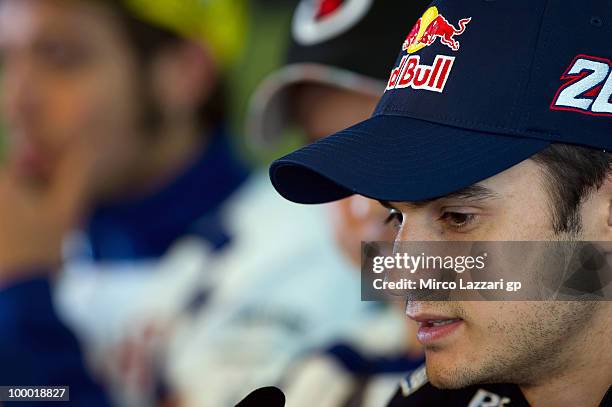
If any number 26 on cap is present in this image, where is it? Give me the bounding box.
[551,54,612,117]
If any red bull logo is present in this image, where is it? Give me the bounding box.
[402,6,471,53]
[385,7,471,93]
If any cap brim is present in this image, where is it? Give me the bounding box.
[247,63,385,148]
[270,115,551,204]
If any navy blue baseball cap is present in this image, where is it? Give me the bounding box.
[269,0,612,204]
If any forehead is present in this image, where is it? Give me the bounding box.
[0,0,119,46]
[471,158,543,195]
[391,158,546,208]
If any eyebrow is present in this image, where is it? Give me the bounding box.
[379,184,501,210]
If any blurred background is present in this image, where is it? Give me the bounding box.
[0,1,426,406]
[223,0,299,163]
[0,0,298,159]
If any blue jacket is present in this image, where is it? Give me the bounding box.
[0,278,112,406]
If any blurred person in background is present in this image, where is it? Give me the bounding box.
[0,0,394,406]
[246,1,429,405]
[0,0,247,404]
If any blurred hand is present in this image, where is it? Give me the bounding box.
[0,138,93,285]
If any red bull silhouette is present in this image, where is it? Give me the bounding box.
[403,6,471,54]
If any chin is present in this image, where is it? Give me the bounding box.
[425,355,479,390]
[427,370,465,390]
[428,373,468,390]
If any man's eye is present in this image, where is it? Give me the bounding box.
[384,209,403,229]
[440,211,477,231]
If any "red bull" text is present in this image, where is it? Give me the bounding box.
[386,55,454,92]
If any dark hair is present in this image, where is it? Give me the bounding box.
[531,144,611,234]
[104,0,226,130]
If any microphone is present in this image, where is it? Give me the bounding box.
[235,386,286,407]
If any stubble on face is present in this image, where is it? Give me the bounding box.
[426,300,601,389]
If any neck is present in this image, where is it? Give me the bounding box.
[521,304,612,407]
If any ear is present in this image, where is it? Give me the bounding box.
[590,172,612,240]
[603,174,612,231]
[595,174,612,298]
[150,40,218,122]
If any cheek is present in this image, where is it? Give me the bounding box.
[331,197,394,242]
[365,202,397,241]
[41,71,139,146]
[81,71,140,140]
[484,200,553,240]
[328,199,398,267]
[462,302,534,342]
[52,74,143,191]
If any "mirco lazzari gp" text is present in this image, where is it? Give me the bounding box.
[373,278,522,292]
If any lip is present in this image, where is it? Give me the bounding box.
[407,313,464,345]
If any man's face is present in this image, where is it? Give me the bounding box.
[0,0,146,198]
[385,158,609,388]
[293,83,397,265]
[293,82,380,143]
